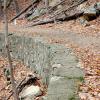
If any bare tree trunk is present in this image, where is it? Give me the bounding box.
[45,0,49,14]
[7,0,13,8]
[0,0,3,16]
[0,0,2,11]
[4,0,19,100]
[13,0,20,14]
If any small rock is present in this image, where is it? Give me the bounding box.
[78,2,100,24]
[78,16,89,26]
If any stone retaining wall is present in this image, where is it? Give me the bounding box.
[0,33,84,100]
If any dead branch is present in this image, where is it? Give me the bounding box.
[7,0,13,8]
[7,78,26,100]
[7,75,39,100]
[26,0,86,24]
[51,0,87,18]
[13,0,20,14]
[27,11,83,27]
[10,0,40,22]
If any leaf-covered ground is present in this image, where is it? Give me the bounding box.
[0,57,36,100]
[0,0,100,99]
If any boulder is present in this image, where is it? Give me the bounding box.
[94,2,100,15]
[82,2,100,16]
[83,6,97,16]
[19,85,42,100]
[78,2,100,25]
[77,2,100,18]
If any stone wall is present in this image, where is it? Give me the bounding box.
[0,33,52,84]
[0,33,84,100]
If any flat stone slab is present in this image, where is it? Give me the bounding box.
[49,44,84,78]
[45,77,79,100]
[43,44,84,100]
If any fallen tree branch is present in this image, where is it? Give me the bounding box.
[13,0,20,14]
[7,0,13,8]
[10,0,40,22]
[28,0,66,21]
[7,75,40,100]
[27,11,84,27]
[7,78,26,100]
[51,0,87,18]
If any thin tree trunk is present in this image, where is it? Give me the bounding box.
[0,0,2,11]
[7,0,13,8]
[10,0,39,22]
[45,0,49,14]
[0,0,3,16]
[4,0,19,100]
[13,0,20,14]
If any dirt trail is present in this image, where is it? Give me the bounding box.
[0,22,100,53]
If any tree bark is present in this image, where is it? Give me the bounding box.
[45,0,49,14]
[27,11,83,27]
[13,0,20,14]
[51,0,87,18]
[7,78,26,100]
[4,0,19,100]
[7,0,13,8]
[0,0,3,16]
[0,0,2,11]
[10,0,40,22]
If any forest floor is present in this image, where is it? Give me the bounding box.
[0,15,100,99]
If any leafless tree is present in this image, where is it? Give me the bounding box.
[4,0,19,100]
